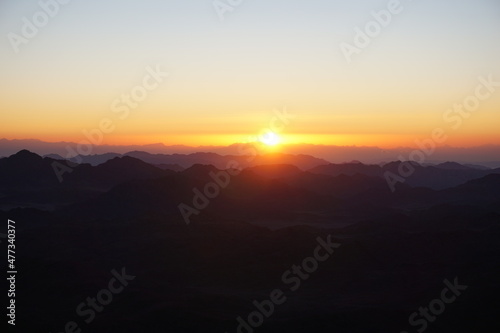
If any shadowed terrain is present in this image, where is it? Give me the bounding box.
[1,150,499,332]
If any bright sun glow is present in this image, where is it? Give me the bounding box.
[260,132,281,146]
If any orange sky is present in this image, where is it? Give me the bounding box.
[1,0,499,149]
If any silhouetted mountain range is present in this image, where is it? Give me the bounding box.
[51,150,330,170]
[0,150,171,210]
[311,161,500,190]
[2,149,500,332]
[2,138,500,166]
[2,150,500,211]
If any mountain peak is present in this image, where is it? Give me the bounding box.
[10,149,43,162]
[435,161,471,170]
[182,164,220,178]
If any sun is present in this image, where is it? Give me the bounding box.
[260,131,281,146]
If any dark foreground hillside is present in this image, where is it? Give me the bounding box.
[1,151,499,332]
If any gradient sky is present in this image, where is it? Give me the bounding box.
[1,0,499,148]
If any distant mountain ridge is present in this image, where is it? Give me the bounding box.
[0,150,171,210]
[2,138,500,167]
[310,161,500,190]
[2,149,500,218]
[43,150,330,171]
